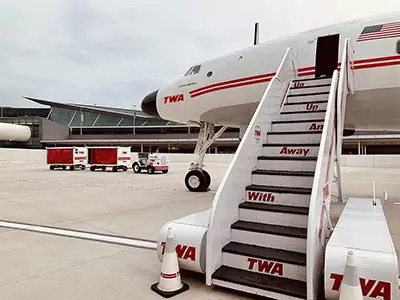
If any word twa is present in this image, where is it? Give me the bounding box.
[280,147,310,156]
[330,273,391,300]
[164,94,184,104]
[161,242,196,261]
[247,191,275,202]
[248,258,283,276]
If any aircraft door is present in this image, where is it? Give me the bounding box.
[315,34,340,78]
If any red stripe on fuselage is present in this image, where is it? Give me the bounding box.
[188,55,400,98]
[190,77,272,98]
[189,72,275,95]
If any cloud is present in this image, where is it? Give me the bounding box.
[0,0,399,108]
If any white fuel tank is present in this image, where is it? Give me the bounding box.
[0,122,32,142]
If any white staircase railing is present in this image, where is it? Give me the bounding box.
[306,38,354,299]
[205,47,298,284]
[336,38,355,202]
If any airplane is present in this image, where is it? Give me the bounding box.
[141,11,400,192]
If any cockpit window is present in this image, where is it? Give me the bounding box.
[184,65,201,76]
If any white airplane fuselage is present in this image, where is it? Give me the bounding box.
[142,12,400,131]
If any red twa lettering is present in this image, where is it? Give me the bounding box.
[309,123,323,130]
[330,273,391,300]
[161,242,196,261]
[164,94,184,104]
[247,258,283,276]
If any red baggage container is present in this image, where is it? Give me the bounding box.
[46,147,88,171]
[88,147,130,172]
[90,148,118,165]
[47,148,73,164]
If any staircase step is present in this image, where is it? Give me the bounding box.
[239,202,309,215]
[286,92,329,103]
[231,221,307,252]
[222,249,306,281]
[257,156,317,172]
[292,76,332,85]
[239,202,308,227]
[262,144,320,157]
[271,119,324,133]
[267,131,322,144]
[281,101,327,113]
[223,242,306,266]
[278,111,326,122]
[245,185,311,207]
[246,184,312,194]
[213,266,307,299]
[289,84,331,95]
[252,169,314,188]
[232,221,307,239]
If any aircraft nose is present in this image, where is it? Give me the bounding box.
[141,90,159,117]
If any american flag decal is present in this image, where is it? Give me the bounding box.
[357,22,400,42]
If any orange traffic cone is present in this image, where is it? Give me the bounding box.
[151,227,189,298]
[339,251,363,300]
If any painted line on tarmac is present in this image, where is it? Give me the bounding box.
[0,220,157,251]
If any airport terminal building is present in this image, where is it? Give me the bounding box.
[1,97,400,154]
[0,98,239,153]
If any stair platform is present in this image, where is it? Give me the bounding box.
[213,266,307,299]
[223,242,306,266]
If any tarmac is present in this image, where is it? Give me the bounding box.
[0,160,399,300]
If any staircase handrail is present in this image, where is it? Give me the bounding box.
[205,47,298,284]
[306,69,339,300]
[336,38,355,203]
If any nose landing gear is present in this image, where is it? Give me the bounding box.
[184,122,227,192]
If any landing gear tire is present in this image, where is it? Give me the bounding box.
[147,166,155,174]
[112,166,118,172]
[49,165,55,171]
[185,170,207,192]
[69,166,74,171]
[132,163,141,173]
[90,166,96,172]
[202,170,211,191]
[122,166,128,172]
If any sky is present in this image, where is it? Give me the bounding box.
[1,0,399,109]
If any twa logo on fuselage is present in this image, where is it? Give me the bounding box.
[164,94,184,104]
[309,123,323,130]
[248,258,283,276]
[280,146,310,156]
[161,242,196,261]
[248,191,275,202]
[330,273,391,300]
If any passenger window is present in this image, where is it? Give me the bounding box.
[184,65,201,76]
[397,40,400,54]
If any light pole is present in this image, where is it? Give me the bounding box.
[133,104,136,135]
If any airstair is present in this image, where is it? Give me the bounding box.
[205,39,354,299]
